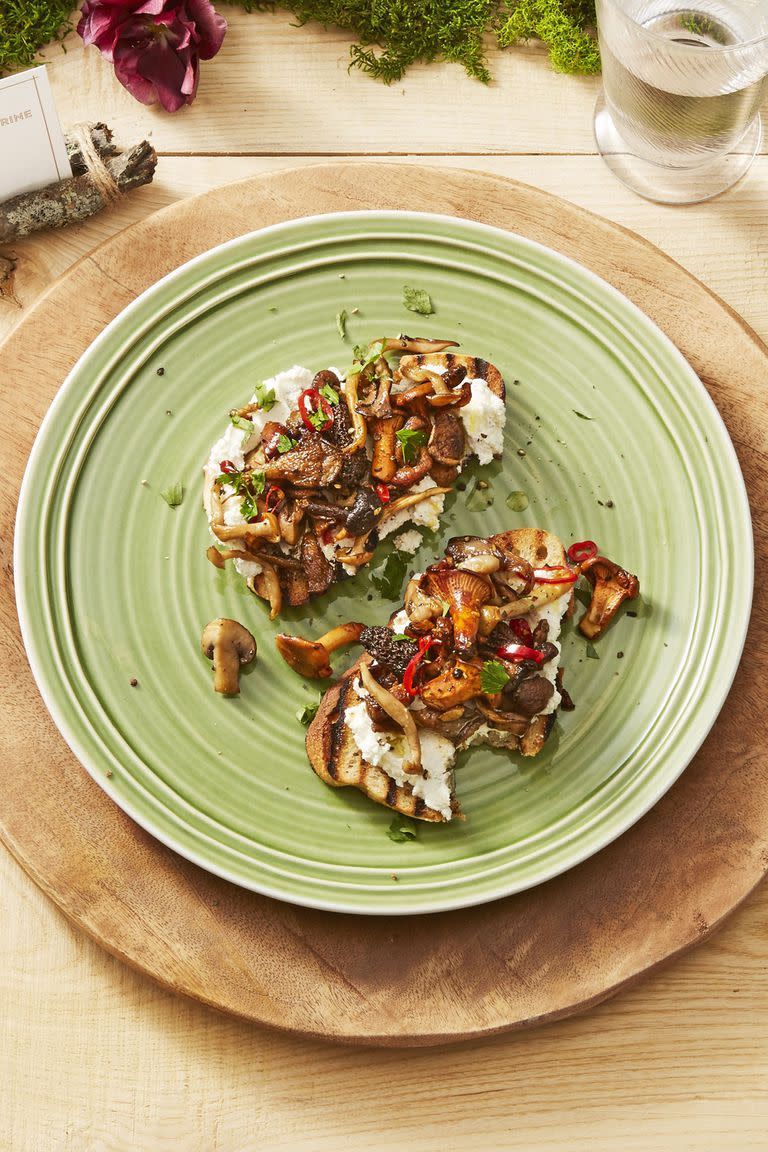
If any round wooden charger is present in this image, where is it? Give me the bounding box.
[1,165,766,1048]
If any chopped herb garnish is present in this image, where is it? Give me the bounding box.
[403,285,434,315]
[506,490,529,512]
[350,339,385,376]
[391,633,410,641]
[466,478,495,511]
[396,426,427,464]
[307,406,331,431]
[439,599,451,617]
[371,550,409,600]
[573,410,594,421]
[336,309,348,340]
[586,643,600,659]
[319,382,340,405]
[481,659,510,694]
[254,382,277,412]
[229,412,254,434]
[160,483,184,508]
[276,434,296,454]
[296,701,320,726]
[387,815,419,843]
[215,467,264,521]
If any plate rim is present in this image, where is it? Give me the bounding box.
[14,208,755,915]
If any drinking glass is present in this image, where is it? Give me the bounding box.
[594,0,768,203]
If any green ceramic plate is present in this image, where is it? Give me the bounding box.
[15,211,752,914]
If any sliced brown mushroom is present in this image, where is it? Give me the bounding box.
[336,533,375,568]
[200,618,257,696]
[277,500,304,547]
[420,657,484,712]
[474,698,529,734]
[210,513,281,546]
[445,536,502,575]
[579,555,640,640]
[425,568,493,654]
[370,414,403,482]
[359,662,422,774]
[263,432,345,488]
[341,371,368,455]
[369,357,394,419]
[429,411,465,467]
[275,621,365,678]
[247,557,283,619]
[380,335,460,354]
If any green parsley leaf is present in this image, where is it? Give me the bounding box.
[403,285,434,315]
[586,643,600,659]
[439,599,451,617]
[505,490,529,512]
[336,309,348,340]
[307,406,332,431]
[296,701,320,726]
[350,339,385,376]
[371,550,409,600]
[160,483,184,508]
[240,491,257,521]
[250,471,266,497]
[254,382,277,412]
[391,633,410,642]
[573,410,594,421]
[395,426,427,464]
[229,412,254,434]
[387,815,419,843]
[481,659,511,694]
[276,434,296,454]
[319,382,339,406]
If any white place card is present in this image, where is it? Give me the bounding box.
[0,65,71,202]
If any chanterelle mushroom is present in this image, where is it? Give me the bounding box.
[275,621,365,678]
[579,555,640,640]
[201,618,257,696]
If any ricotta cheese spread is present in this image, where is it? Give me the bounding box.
[392,529,423,555]
[344,680,456,819]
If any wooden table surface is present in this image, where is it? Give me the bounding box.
[3,9,768,1150]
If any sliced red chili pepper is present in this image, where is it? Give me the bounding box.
[219,459,237,474]
[298,387,333,432]
[265,485,285,514]
[509,618,533,644]
[321,525,336,545]
[374,482,391,504]
[567,539,598,565]
[496,643,546,665]
[533,566,578,585]
[402,635,438,698]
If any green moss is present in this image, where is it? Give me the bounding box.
[234,0,599,79]
[0,0,599,81]
[498,0,600,74]
[0,0,73,76]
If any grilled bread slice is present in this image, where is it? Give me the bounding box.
[306,663,460,822]
[305,528,573,821]
[395,353,506,402]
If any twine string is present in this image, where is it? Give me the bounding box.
[68,123,121,203]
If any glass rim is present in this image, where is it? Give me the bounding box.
[598,0,768,53]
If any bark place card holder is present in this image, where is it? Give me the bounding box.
[0,66,71,203]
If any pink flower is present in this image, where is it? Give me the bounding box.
[77,0,227,113]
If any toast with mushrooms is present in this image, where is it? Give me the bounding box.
[293,529,639,822]
[202,336,507,618]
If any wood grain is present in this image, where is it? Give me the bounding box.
[1,164,767,1052]
[36,7,768,159]
[5,155,768,349]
